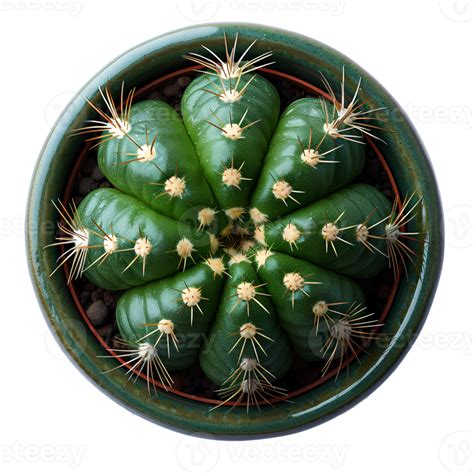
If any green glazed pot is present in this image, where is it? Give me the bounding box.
[26,23,443,439]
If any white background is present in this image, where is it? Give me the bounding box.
[0,1,472,473]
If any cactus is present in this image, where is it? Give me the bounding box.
[48,35,422,410]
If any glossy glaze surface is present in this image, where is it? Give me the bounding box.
[26,23,443,438]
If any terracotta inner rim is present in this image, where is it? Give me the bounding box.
[61,65,402,406]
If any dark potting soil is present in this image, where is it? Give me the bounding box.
[69,72,395,400]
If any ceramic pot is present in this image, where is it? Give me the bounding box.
[26,23,443,439]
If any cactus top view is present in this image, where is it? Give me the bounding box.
[46,34,423,412]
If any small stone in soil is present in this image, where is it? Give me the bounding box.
[103,290,117,307]
[147,90,165,101]
[163,83,181,98]
[91,166,104,181]
[91,289,103,302]
[177,76,191,88]
[98,322,114,342]
[83,156,97,175]
[112,337,127,350]
[86,300,109,327]
[78,177,95,196]
[80,291,91,305]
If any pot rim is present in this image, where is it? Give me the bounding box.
[26,22,444,439]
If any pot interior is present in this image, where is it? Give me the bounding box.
[28,24,441,436]
[59,66,401,406]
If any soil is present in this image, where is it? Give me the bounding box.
[68,72,395,399]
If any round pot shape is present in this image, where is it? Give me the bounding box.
[26,23,443,439]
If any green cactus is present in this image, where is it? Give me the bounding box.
[48,35,422,410]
